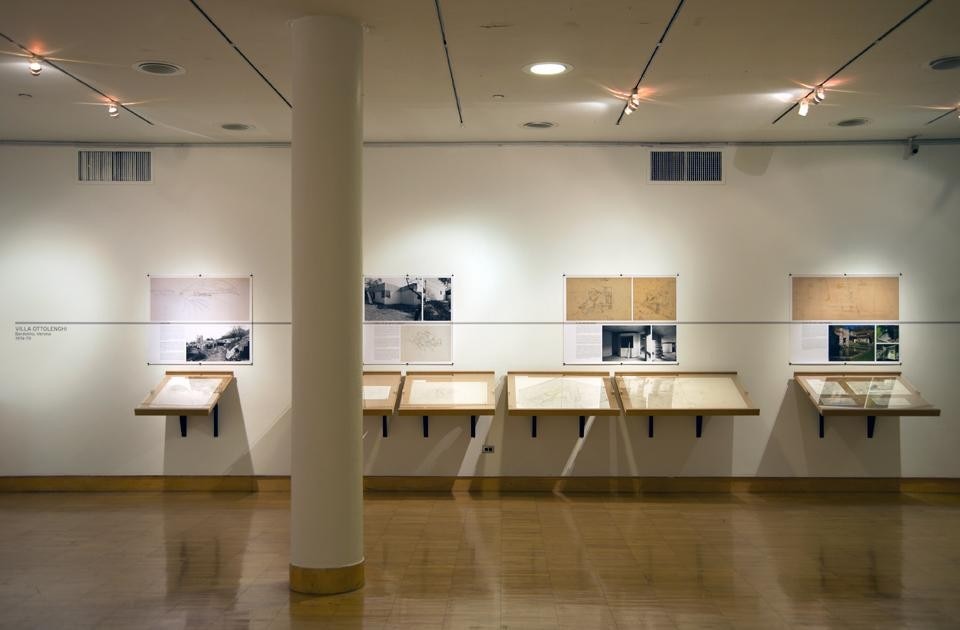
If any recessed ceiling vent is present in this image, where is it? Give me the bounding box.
[522,121,556,129]
[836,117,870,127]
[135,61,185,76]
[649,150,722,183]
[929,56,960,71]
[78,150,152,183]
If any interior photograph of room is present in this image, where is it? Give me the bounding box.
[1,0,959,628]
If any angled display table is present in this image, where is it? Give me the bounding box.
[615,372,760,438]
[397,371,496,438]
[363,371,403,437]
[507,371,620,438]
[794,372,940,438]
[135,371,234,437]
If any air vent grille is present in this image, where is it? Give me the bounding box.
[650,150,722,183]
[78,150,152,182]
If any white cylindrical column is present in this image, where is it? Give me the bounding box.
[289,15,364,595]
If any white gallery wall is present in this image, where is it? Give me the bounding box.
[0,142,957,478]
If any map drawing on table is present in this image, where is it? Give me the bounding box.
[803,378,848,397]
[632,277,677,321]
[514,376,609,409]
[408,380,488,406]
[819,395,859,407]
[151,376,221,408]
[622,377,747,409]
[363,385,392,401]
[565,277,632,321]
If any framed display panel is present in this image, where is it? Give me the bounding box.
[789,274,901,365]
[136,371,233,416]
[794,372,939,438]
[148,274,253,365]
[507,372,620,416]
[615,372,758,437]
[397,371,496,416]
[563,274,679,366]
[362,371,403,414]
[363,274,453,365]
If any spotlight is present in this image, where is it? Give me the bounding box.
[28,57,43,76]
[815,85,826,102]
[798,98,810,117]
[107,102,120,118]
[623,89,640,115]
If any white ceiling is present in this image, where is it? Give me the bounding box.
[1,0,958,143]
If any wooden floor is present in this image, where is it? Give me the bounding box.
[1,492,959,629]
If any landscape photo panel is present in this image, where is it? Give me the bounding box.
[828,324,876,362]
[422,277,452,321]
[364,276,422,322]
[148,275,252,364]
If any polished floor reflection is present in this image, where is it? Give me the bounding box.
[1,491,959,628]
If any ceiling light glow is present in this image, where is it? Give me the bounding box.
[28,57,42,76]
[525,62,571,76]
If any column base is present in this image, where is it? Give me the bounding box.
[289,560,365,595]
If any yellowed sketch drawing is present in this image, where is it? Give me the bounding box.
[632,276,677,321]
[792,276,899,321]
[565,276,632,321]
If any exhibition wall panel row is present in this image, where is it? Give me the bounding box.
[0,143,957,478]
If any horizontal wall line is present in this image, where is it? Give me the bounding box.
[1,475,958,493]
[13,320,960,325]
[2,138,960,149]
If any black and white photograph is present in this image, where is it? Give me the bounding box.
[651,325,678,362]
[600,324,678,363]
[828,324,876,362]
[364,276,422,321]
[422,276,452,321]
[876,343,900,362]
[601,325,650,362]
[877,325,900,344]
[186,324,251,363]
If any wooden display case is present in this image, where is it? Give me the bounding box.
[397,371,497,438]
[507,371,620,437]
[135,371,234,437]
[615,371,760,438]
[794,371,940,438]
[363,371,403,437]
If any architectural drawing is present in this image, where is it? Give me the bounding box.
[407,380,488,405]
[792,276,899,321]
[151,376,221,408]
[513,375,611,410]
[150,276,251,322]
[632,276,677,321]
[565,276,631,321]
[400,325,451,363]
[620,376,749,409]
[362,385,391,401]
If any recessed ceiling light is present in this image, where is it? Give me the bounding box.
[18,92,32,99]
[522,121,556,129]
[835,117,870,127]
[928,56,960,71]
[221,123,254,131]
[524,62,572,76]
[135,61,186,76]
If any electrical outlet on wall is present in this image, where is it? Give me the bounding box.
[482,445,494,453]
